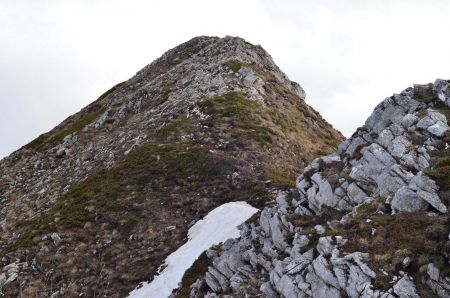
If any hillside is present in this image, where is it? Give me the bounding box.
[186,81,450,297]
[0,36,342,297]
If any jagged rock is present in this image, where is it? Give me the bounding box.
[274,274,304,298]
[261,211,289,250]
[345,137,367,157]
[426,263,450,298]
[305,265,340,298]
[392,275,420,298]
[205,267,229,293]
[410,175,447,213]
[388,135,411,158]
[417,110,449,137]
[307,173,343,212]
[311,255,340,289]
[347,182,368,205]
[316,237,334,256]
[285,252,313,275]
[391,186,428,212]
[260,281,279,297]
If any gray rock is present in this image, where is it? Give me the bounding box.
[51,232,61,246]
[55,147,66,158]
[417,189,448,213]
[434,79,450,107]
[285,254,312,275]
[260,209,272,236]
[312,255,340,289]
[402,257,411,268]
[260,210,289,250]
[346,137,367,157]
[305,265,340,298]
[307,173,342,212]
[392,275,420,298]
[427,121,449,137]
[291,81,306,100]
[347,182,368,204]
[407,175,447,213]
[205,267,229,293]
[260,281,279,297]
[320,154,341,164]
[427,263,450,298]
[417,110,449,137]
[345,264,372,298]
[400,114,419,129]
[274,274,304,298]
[314,225,325,235]
[316,237,334,256]
[376,172,405,199]
[377,129,394,148]
[4,272,17,284]
[417,115,436,130]
[388,135,411,158]
[391,186,428,212]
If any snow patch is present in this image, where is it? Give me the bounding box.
[127,201,259,298]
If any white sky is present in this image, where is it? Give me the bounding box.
[1,0,450,158]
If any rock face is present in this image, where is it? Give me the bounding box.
[187,80,450,297]
[0,36,342,297]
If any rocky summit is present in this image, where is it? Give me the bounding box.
[185,81,450,297]
[0,36,342,297]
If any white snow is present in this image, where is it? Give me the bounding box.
[127,201,259,298]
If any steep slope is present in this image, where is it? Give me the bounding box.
[187,80,450,297]
[0,36,342,297]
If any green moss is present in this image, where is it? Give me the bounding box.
[24,133,52,151]
[24,110,102,152]
[199,91,301,147]
[270,112,297,132]
[355,198,383,216]
[7,142,233,252]
[426,157,450,186]
[157,117,193,139]
[267,171,296,188]
[255,130,272,144]
[200,92,255,120]
[200,92,275,146]
[414,84,436,103]
[223,60,245,72]
[435,157,450,168]
[54,111,101,141]
[301,233,320,253]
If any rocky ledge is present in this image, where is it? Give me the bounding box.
[185,80,450,298]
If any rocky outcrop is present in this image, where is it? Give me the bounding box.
[187,80,450,297]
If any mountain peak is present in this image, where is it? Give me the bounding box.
[0,37,341,296]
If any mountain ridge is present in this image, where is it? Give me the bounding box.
[0,36,342,297]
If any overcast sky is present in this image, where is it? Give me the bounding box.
[1,0,450,159]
